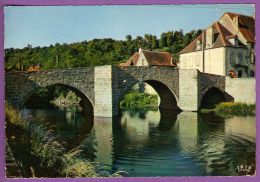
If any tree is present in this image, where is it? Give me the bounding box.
[125,35,132,42]
[159,33,167,48]
[151,35,159,49]
[5,28,201,71]
[166,31,174,47]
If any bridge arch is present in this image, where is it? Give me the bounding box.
[200,87,225,109]
[22,83,94,116]
[119,79,180,111]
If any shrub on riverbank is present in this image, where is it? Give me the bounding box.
[5,103,121,178]
[120,91,158,109]
[215,102,255,115]
[200,102,255,116]
[51,91,81,108]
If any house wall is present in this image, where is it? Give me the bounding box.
[179,47,226,76]
[225,47,250,77]
[136,52,149,66]
[179,51,203,71]
[179,47,251,77]
[204,47,226,75]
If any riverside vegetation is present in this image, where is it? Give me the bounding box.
[51,91,81,108]
[5,103,123,177]
[200,102,256,116]
[120,91,158,110]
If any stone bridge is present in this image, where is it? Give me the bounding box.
[5,65,255,117]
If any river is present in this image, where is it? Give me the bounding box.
[21,108,256,176]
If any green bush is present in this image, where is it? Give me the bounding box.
[215,102,255,115]
[120,91,158,109]
[199,102,255,116]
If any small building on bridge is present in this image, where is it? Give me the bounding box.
[120,48,177,67]
[179,12,255,78]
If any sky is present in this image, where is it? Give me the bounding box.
[4,4,255,49]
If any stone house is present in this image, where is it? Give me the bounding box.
[120,49,176,96]
[179,12,255,77]
[120,48,176,67]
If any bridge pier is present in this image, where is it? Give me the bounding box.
[94,66,115,117]
[178,69,199,111]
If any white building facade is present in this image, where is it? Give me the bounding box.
[179,12,255,77]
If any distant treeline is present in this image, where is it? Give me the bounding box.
[5,29,202,71]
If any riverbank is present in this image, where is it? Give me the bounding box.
[120,91,158,109]
[5,103,122,178]
[200,102,255,116]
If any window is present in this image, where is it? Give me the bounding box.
[196,40,201,50]
[237,52,243,64]
[251,54,255,64]
[250,71,255,77]
[213,33,219,43]
[237,70,242,78]
[130,60,134,66]
[229,52,235,64]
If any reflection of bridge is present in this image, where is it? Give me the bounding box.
[6,65,255,117]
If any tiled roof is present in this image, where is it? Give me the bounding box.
[179,22,233,54]
[120,50,176,67]
[119,52,139,66]
[142,50,174,66]
[214,22,233,47]
[226,12,255,43]
[179,12,254,54]
[178,34,202,54]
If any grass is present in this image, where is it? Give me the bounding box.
[5,103,123,178]
[199,102,255,117]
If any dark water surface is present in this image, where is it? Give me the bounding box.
[21,108,256,176]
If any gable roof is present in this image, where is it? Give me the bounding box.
[119,52,139,66]
[179,12,255,55]
[142,50,174,66]
[179,22,234,54]
[178,34,202,54]
[226,12,255,43]
[214,22,233,47]
[120,50,176,67]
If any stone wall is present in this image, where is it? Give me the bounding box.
[6,66,255,117]
[114,66,179,102]
[5,68,95,110]
[225,77,255,104]
[198,72,226,107]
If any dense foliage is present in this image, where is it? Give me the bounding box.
[120,91,158,109]
[5,29,202,71]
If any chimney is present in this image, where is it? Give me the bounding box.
[139,48,142,55]
[202,30,205,72]
[206,26,213,48]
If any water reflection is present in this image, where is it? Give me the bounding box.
[21,108,256,176]
[21,108,94,149]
